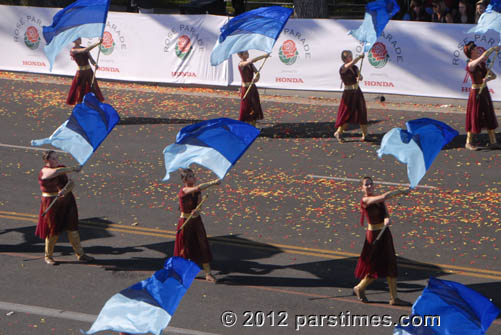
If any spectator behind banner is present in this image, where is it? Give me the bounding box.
[431,0,453,23]
[454,0,474,24]
[137,0,154,13]
[475,0,486,24]
[402,0,431,21]
[232,0,245,16]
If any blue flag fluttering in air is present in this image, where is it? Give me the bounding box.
[43,0,110,71]
[377,118,458,188]
[350,0,400,52]
[31,93,119,165]
[163,118,260,181]
[210,6,293,66]
[394,277,500,335]
[468,2,501,44]
[85,257,200,335]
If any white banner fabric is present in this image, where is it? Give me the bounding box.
[231,19,501,101]
[2,5,501,100]
[0,6,228,86]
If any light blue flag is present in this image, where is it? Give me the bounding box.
[394,277,500,335]
[43,0,110,71]
[210,6,293,66]
[377,118,458,188]
[31,93,119,165]
[85,257,200,335]
[350,0,400,52]
[163,118,260,180]
[467,3,501,46]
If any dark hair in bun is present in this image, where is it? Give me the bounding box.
[464,41,476,58]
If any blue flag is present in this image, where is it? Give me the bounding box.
[210,6,293,66]
[31,93,119,165]
[468,3,501,44]
[350,0,400,52]
[163,118,260,180]
[85,257,200,335]
[394,277,500,335]
[377,118,458,188]
[43,0,110,71]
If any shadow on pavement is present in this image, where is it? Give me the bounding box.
[259,120,382,139]
[211,235,448,294]
[466,282,501,313]
[118,117,204,125]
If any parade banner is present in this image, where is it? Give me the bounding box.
[231,19,501,100]
[0,6,228,86]
[2,5,501,100]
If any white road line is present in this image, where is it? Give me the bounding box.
[307,174,437,189]
[0,301,221,335]
[0,143,66,153]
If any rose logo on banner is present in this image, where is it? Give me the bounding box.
[175,35,193,60]
[24,26,41,50]
[100,31,115,55]
[279,39,298,65]
[368,42,389,68]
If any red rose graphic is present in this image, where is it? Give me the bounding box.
[102,31,114,48]
[25,26,39,43]
[281,40,297,58]
[371,42,387,61]
[177,35,191,53]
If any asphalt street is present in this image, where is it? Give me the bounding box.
[0,71,499,335]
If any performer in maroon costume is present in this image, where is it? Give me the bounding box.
[174,168,220,283]
[66,38,104,105]
[36,151,94,265]
[334,50,369,143]
[237,51,269,126]
[463,41,500,150]
[353,177,409,305]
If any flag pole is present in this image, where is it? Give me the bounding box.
[177,195,209,233]
[91,44,102,87]
[91,0,111,87]
[41,180,71,217]
[479,50,498,95]
[41,195,59,217]
[357,42,366,82]
[242,54,269,100]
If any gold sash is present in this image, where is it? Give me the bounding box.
[368,223,384,231]
[42,192,58,197]
[471,83,484,89]
[344,83,359,90]
[241,82,253,87]
[78,65,91,71]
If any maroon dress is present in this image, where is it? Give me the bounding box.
[66,49,105,105]
[239,63,263,122]
[174,189,212,265]
[335,65,368,128]
[465,62,498,133]
[35,165,79,239]
[354,201,397,279]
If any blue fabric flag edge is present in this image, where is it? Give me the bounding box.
[395,277,500,335]
[175,118,261,165]
[219,6,293,43]
[43,0,110,44]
